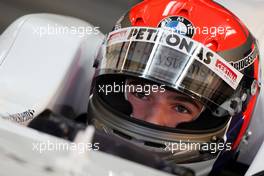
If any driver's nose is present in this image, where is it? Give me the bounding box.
[144,102,169,127]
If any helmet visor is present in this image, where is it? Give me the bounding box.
[98,27,244,113]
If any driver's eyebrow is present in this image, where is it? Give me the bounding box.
[169,95,201,109]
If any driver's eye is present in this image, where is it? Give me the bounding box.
[174,105,191,114]
[132,92,149,100]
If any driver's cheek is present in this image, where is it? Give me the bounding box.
[128,96,151,121]
[143,104,177,127]
[170,115,196,127]
[130,99,170,126]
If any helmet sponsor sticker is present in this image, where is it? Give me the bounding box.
[2,109,35,123]
[216,60,238,83]
[229,46,258,71]
[106,27,243,89]
[158,16,195,38]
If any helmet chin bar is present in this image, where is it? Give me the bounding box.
[88,91,231,164]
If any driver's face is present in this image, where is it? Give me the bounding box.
[126,80,204,128]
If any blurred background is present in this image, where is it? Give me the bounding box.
[0,0,141,34]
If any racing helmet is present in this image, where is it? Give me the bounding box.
[88,0,261,170]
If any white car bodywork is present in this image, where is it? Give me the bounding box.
[0,117,172,176]
[0,14,104,125]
